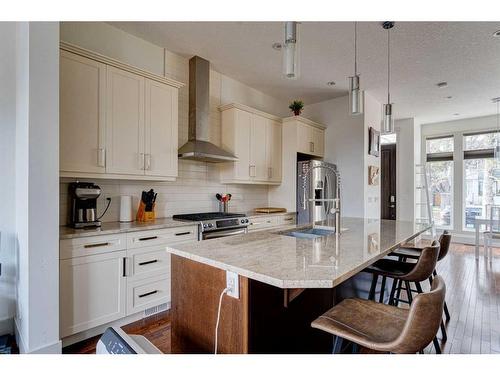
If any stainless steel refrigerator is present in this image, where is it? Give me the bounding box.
[297,160,339,225]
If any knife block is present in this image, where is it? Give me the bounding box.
[136,201,156,222]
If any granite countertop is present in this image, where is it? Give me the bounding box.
[166,217,431,289]
[59,218,198,240]
[59,211,295,240]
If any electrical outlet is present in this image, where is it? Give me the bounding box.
[226,271,239,299]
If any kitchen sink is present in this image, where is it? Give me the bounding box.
[281,227,337,239]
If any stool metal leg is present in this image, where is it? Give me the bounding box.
[368,274,378,301]
[389,278,397,305]
[379,276,387,303]
[333,336,344,354]
[395,279,403,306]
[405,281,413,304]
[433,337,442,354]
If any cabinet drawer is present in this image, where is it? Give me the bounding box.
[248,216,279,231]
[126,275,170,315]
[60,233,127,260]
[127,245,170,281]
[279,214,296,226]
[126,226,197,249]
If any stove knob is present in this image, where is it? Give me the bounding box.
[245,219,249,223]
[203,224,208,228]
[208,223,213,228]
[241,219,245,224]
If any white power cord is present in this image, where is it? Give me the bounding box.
[214,287,229,354]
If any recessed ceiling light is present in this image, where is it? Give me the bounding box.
[436,82,448,88]
[272,42,282,51]
[446,96,453,99]
[326,81,336,86]
[492,97,500,103]
[453,113,460,116]
[493,30,500,38]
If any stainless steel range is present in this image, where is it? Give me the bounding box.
[172,212,249,240]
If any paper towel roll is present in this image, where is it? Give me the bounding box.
[119,195,133,222]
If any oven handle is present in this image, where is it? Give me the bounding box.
[203,228,247,240]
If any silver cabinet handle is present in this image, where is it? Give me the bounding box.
[268,167,272,179]
[310,142,315,153]
[97,148,106,167]
[249,165,256,177]
[139,153,145,170]
[145,153,151,170]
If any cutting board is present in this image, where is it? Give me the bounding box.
[254,207,287,214]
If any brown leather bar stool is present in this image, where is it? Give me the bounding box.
[363,240,442,352]
[391,230,452,322]
[311,276,446,354]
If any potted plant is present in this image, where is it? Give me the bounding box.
[289,100,304,116]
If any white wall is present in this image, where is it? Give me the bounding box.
[303,93,382,218]
[59,22,289,222]
[395,118,416,221]
[15,22,61,354]
[304,96,365,217]
[363,92,382,219]
[0,23,17,335]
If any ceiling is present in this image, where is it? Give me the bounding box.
[111,21,500,124]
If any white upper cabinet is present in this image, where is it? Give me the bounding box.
[284,116,325,158]
[105,66,145,175]
[59,43,183,181]
[60,50,106,174]
[144,79,178,179]
[219,103,282,185]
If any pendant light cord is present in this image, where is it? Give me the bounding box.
[387,27,391,104]
[354,22,357,75]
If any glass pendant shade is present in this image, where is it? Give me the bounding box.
[349,75,363,115]
[382,103,394,134]
[283,22,299,79]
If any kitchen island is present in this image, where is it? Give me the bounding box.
[166,217,430,354]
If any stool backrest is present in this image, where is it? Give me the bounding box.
[392,276,446,353]
[402,240,440,282]
[438,230,452,261]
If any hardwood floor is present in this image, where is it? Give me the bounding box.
[63,243,500,354]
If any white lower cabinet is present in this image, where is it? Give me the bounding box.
[60,225,197,339]
[247,213,296,232]
[60,250,127,338]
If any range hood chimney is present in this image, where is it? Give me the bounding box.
[178,56,237,163]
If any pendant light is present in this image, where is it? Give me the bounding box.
[494,97,500,163]
[382,21,395,134]
[349,22,363,115]
[283,22,300,79]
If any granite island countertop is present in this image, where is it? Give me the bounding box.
[166,217,431,289]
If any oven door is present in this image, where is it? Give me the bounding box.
[202,227,248,240]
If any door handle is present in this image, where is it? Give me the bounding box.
[268,167,272,179]
[138,290,158,298]
[138,259,158,266]
[138,236,158,241]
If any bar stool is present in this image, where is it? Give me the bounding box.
[311,276,446,354]
[363,240,442,352]
[391,230,452,322]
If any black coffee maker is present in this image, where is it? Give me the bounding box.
[69,182,102,228]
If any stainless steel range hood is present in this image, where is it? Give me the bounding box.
[178,56,237,163]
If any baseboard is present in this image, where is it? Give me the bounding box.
[14,317,62,354]
[0,317,14,336]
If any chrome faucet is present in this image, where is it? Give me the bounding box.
[301,163,342,234]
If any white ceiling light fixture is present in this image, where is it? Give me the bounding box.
[382,21,395,134]
[283,22,300,80]
[493,97,500,163]
[348,22,363,115]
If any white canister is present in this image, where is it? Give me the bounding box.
[119,195,133,222]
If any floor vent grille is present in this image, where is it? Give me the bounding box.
[144,303,169,317]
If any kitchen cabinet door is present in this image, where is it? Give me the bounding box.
[297,123,313,155]
[250,115,268,181]
[60,250,127,337]
[232,109,253,180]
[105,66,145,175]
[144,79,178,178]
[60,50,106,174]
[266,119,282,182]
[312,127,325,157]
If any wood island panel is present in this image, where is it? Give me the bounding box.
[171,255,249,354]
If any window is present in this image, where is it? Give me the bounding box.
[463,132,500,230]
[426,136,454,229]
